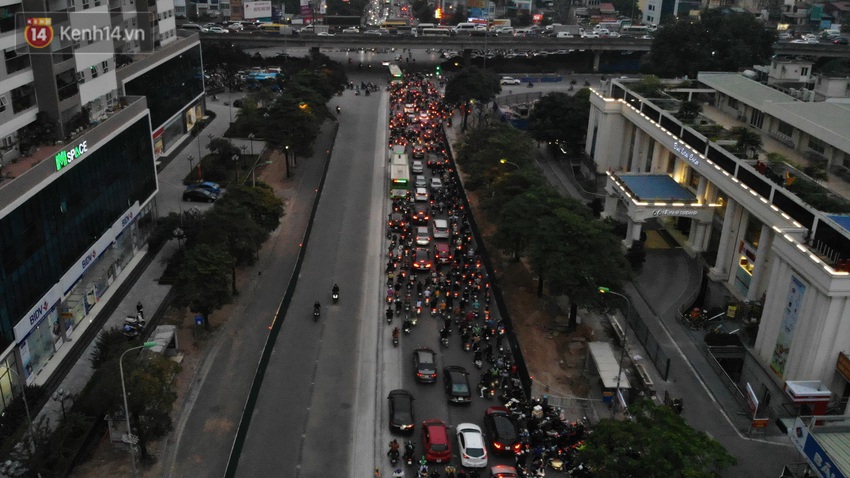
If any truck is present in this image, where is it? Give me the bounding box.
[299,24,330,34]
[551,24,585,36]
[490,18,511,29]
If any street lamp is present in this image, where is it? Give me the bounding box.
[120,342,158,478]
[598,286,631,416]
[248,133,255,158]
[499,158,520,170]
[7,368,34,455]
[52,388,73,421]
[172,227,185,252]
[232,153,240,185]
[284,145,291,178]
[186,154,195,179]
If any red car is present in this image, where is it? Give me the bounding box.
[435,242,453,264]
[422,419,452,463]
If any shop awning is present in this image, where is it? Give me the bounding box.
[588,342,631,390]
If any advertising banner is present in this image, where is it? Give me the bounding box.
[244,1,271,19]
[771,275,806,377]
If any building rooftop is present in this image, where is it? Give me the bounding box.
[697,72,796,109]
[619,174,697,202]
[763,101,850,156]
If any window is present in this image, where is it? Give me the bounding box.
[82,0,90,9]
[808,137,825,154]
[0,96,6,113]
[777,120,793,137]
[749,109,764,129]
[90,65,98,78]
[76,70,86,83]
[801,67,809,77]
[727,97,738,108]
[101,60,109,73]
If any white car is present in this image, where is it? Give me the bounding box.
[415,175,427,188]
[432,219,449,239]
[412,160,424,174]
[414,187,429,202]
[415,226,431,246]
[342,26,360,33]
[582,32,600,38]
[207,26,229,34]
[317,31,335,36]
[456,423,488,468]
[500,77,521,85]
[430,177,443,190]
[555,32,574,38]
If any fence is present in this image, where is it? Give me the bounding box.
[530,380,600,425]
[705,345,751,414]
[610,301,671,381]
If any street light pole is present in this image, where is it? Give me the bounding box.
[499,158,520,170]
[284,145,291,178]
[598,286,631,416]
[120,342,157,478]
[8,368,34,455]
[186,154,194,180]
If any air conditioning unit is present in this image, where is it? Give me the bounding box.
[802,89,815,101]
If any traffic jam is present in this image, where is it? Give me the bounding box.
[381,69,592,478]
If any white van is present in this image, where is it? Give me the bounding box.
[181,23,207,32]
[452,23,484,34]
[432,219,449,239]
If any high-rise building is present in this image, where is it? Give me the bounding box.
[0,0,204,409]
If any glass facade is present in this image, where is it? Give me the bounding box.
[123,44,204,129]
[0,117,156,352]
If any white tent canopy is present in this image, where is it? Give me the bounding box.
[588,342,631,390]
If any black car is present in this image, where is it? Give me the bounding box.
[834,37,849,45]
[388,389,415,433]
[413,347,437,383]
[443,366,471,403]
[186,181,222,195]
[388,212,407,232]
[183,187,217,202]
[410,203,430,224]
[412,247,432,271]
[484,406,520,454]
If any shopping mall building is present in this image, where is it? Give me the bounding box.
[0,1,204,409]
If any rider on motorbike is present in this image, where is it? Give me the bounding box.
[314,302,321,314]
[392,327,401,341]
[332,284,340,296]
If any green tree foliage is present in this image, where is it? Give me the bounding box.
[493,190,543,260]
[629,75,664,98]
[729,126,762,158]
[201,203,267,295]
[444,67,502,130]
[642,11,776,78]
[90,327,132,369]
[411,0,435,23]
[527,92,591,146]
[220,184,285,233]
[454,123,534,190]
[176,243,234,328]
[262,94,322,158]
[577,399,736,477]
[198,42,251,72]
[677,100,703,121]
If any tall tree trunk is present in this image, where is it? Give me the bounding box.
[231,265,238,296]
[537,273,544,297]
[462,102,469,131]
[569,301,579,329]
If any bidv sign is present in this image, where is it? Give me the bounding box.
[55,141,88,171]
[672,142,700,167]
[81,249,97,270]
[121,211,134,228]
[28,301,50,326]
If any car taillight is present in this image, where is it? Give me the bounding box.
[512,443,522,453]
[493,442,504,450]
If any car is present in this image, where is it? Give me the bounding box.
[555,32,574,38]
[415,175,427,188]
[413,347,437,383]
[484,406,521,454]
[834,37,849,45]
[207,26,229,34]
[183,187,217,202]
[186,181,222,194]
[435,242,453,264]
[388,212,407,232]
[388,389,415,433]
[342,26,360,33]
[381,60,391,66]
[415,226,431,246]
[412,247,432,270]
[456,423,488,468]
[778,32,792,40]
[443,365,471,403]
[432,219,449,239]
[489,465,519,478]
[363,29,387,35]
[317,31,335,36]
[412,144,426,159]
[427,155,448,171]
[411,203,430,224]
[430,177,443,190]
[414,187,429,202]
[411,160,424,174]
[422,419,452,463]
[500,77,521,85]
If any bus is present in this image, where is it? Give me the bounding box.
[390,164,410,198]
[421,27,452,36]
[391,153,409,169]
[621,25,650,35]
[380,19,408,29]
[389,64,403,84]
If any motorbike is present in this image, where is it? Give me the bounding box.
[336,106,341,115]
[332,286,339,303]
[474,358,483,369]
[527,82,534,88]
[404,443,415,466]
[402,319,412,334]
[313,305,320,322]
[389,448,400,465]
[392,329,400,347]
[122,322,142,340]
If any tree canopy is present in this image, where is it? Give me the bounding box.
[641,11,776,78]
[527,92,591,146]
[577,399,736,477]
[444,67,502,129]
[454,123,534,190]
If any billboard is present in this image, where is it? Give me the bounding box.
[244,0,272,19]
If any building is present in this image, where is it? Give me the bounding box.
[0,0,203,411]
[586,74,850,428]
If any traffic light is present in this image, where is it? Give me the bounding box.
[436,65,441,76]
[434,7,442,19]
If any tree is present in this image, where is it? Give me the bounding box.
[454,123,534,190]
[730,126,762,158]
[677,100,702,121]
[219,184,284,233]
[577,399,736,477]
[630,75,664,98]
[493,191,542,260]
[176,243,233,329]
[444,67,502,130]
[641,11,776,78]
[202,203,266,295]
[527,92,591,146]
[262,94,321,160]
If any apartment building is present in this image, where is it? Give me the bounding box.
[0,0,203,410]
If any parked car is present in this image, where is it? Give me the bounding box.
[443,365,471,403]
[388,389,415,433]
[183,187,217,202]
[413,347,437,383]
[484,406,521,454]
[456,423,488,468]
[186,181,222,194]
[422,419,452,463]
